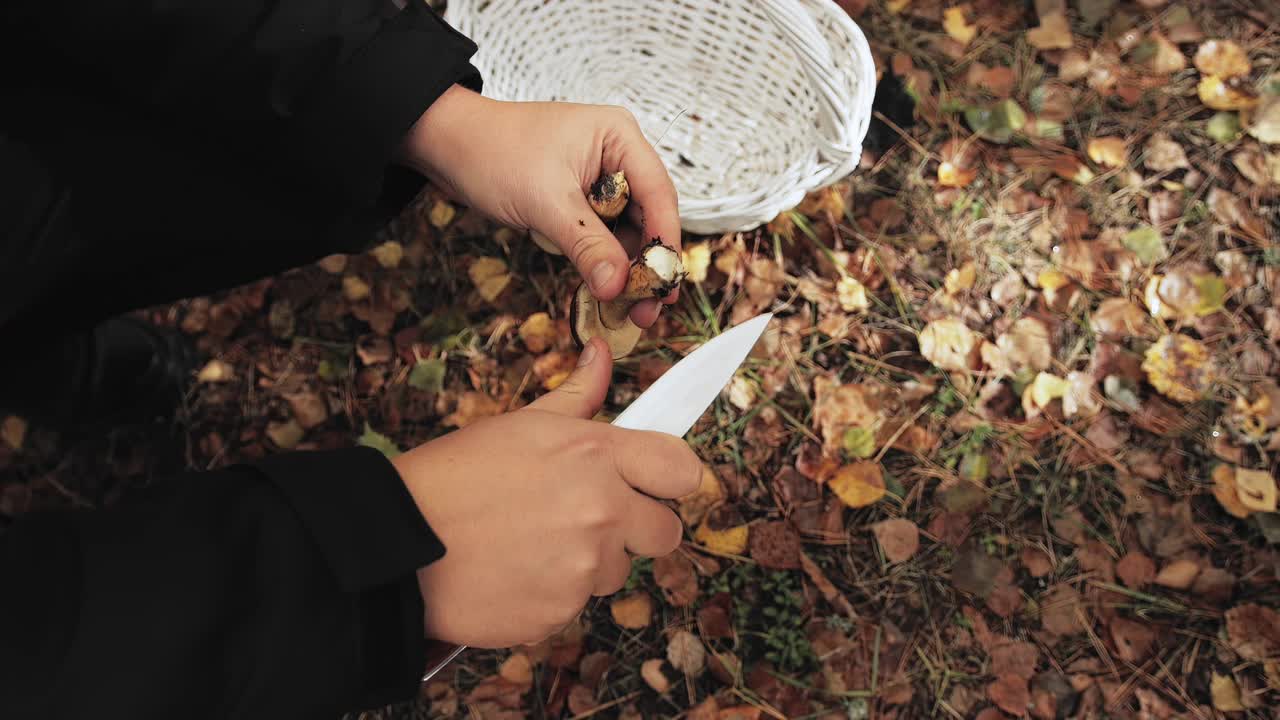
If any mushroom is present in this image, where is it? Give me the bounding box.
[529,171,631,255]
[570,239,685,359]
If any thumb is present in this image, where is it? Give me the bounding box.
[535,189,630,301]
[525,337,612,418]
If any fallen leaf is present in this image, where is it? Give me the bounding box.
[1148,31,1186,75]
[499,653,533,686]
[653,550,699,607]
[872,518,921,564]
[1207,111,1243,142]
[996,317,1052,372]
[1198,75,1259,111]
[681,242,712,283]
[518,313,557,353]
[1213,464,1253,519]
[641,659,670,693]
[1115,551,1156,589]
[988,673,1031,715]
[695,509,749,555]
[919,318,981,372]
[469,257,512,303]
[1142,333,1216,403]
[667,630,706,676]
[1207,187,1267,242]
[1249,94,1280,143]
[356,423,401,459]
[1153,559,1200,589]
[1087,137,1127,167]
[408,359,446,393]
[1026,372,1071,410]
[265,419,304,450]
[1211,672,1245,712]
[678,466,725,526]
[952,544,1005,598]
[371,241,403,269]
[342,275,371,302]
[1144,133,1189,172]
[1041,584,1086,636]
[1194,40,1251,78]
[829,461,887,508]
[566,684,595,716]
[939,161,979,188]
[429,198,455,228]
[197,359,235,383]
[1021,547,1054,577]
[1028,12,1073,50]
[1225,604,1280,661]
[943,5,977,47]
[990,639,1039,680]
[1235,467,1278,513]
[1109,617,1155,662]
[837,276,870,312]
[1121,226,1168,264]
[610,592,653,629]
[965,100,1028,144]
[1091,298,1149,340]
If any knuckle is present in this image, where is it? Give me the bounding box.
[566,231,610,267]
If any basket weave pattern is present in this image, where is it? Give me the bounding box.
[446,0,876,234]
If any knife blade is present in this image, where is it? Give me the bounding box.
[421,313,774,682]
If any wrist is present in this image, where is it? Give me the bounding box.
[398,83,493,182]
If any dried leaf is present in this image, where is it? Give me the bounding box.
[1211,673,1245,712]
[1021,547,1054,578]
[0,416,26,451]
[1087,137,1127,167]
[1249,94,1280,143]
[988,673,1031,715]
[654,551,699,607]
[678,466,725,526]
[610,592,653,629]
[872,518,920,564]
[1198,75,1259,111]
[1041,584,1086,636]
[356,422,401,459]
[1115,551,1156,589]
[1091,298,1149,340]
[1153,559,1200,589]
[197,359,235,383]
[1236,467,1278,513]
[641,659,670,693]
[695,522,749,555]
[499,653,534,686]
[1109,617,1155,663]
[919,318,981,372]
[1121,226,1168,265]
[469,257,512,303]
[748,521,802,569]
[1213,464,1253,519]
[667,630,706,676]
[943,5,976,46]
[1028,12,1073,50]
[996,317,1052,372]
[1144,133,1189,172]
[519,313,557,353]
[682,242,712,284]
[837,276,870,312]
[1142,334,1216,403]
[1225,604,1280,661]
[1194,40,1251,78]
[829,461,887,508]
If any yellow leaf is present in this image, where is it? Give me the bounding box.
[943,6,977,47]
[1211,672,1245,712]
[1037,269,1070,292]
[1142,333,1217,403]
[370,241,403,269]
[469,257,512,303]
[681,242,712,284]
[1212,465,1253,519]
[1029,373,1071,409]
[828,461,887,509]
[918,318,980,372]
[1198,75,1259,111]
[678,465,725,526]
[944,262,977,295]
[1027,13,1073,50]
[1194,40,1251,79]
[1087,137,1128,168]
[429,198,456,228]
[1236,467,1278,513]
[196,359,235,384]
[544,369,572,391]
[886,0,911,13]
[610,592,653,629]
[938,161,978,188]
[342,275,371,302]
[518,312,557,354]
[694,522,749,555]
[837,276,870,312]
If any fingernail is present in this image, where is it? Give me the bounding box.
[589,262,616,294]
[576,341,598,367]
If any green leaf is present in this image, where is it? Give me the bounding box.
[964,100,1026,144]
[1206,112,1242,143]
[1122,225,1168,264]
[1162,4,1193,29]
[1192,275,1227,316]
[959,452,989,483]
[1076,0,1117,27]
[420,307,470,343]
[842,427,876,459]
[408,358,446,392]
[357,422,402,459]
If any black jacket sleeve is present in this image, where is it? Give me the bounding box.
[0,0,482,332]
[0,446,447,719]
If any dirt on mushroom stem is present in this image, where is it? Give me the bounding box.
[570,240,685,359]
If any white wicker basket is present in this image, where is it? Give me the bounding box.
[445,0,877,235]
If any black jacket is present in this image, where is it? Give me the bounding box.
[0,1,481,717]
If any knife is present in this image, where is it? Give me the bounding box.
[420,312,774,682]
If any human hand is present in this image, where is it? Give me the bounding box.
[390,337,702,649]
[399,84,681,327]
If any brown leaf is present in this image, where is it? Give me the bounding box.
[518,312,557,353]
[1153,559,1200,589]
[641,659,670,693]
[1115,552,1155,589]
[469,257,512,303]
[1225,604,1280,661]
[678,465,725,526]
[988,673,1031,715]
[697,595,734,639]
[1021,547,1054,578]
[1190,566,1235,604]
[1212,464,1253,519]
[1143,133,1189,172]
[579,651,612,689]
[990,640,1039,680]
[284,391,328,430]
[1041,584,1086,637]
[265,420,304,450]
[1091,298,1149,341]
[654,551,699,607]
[1109,617,1155,662]
[872,518,920,564]
[1207,187,1267,242]
[748,521,802,569]
[667,630,706,676]
[1087,137,1127,168]
[1028,12,1073,50]
[919,318,981,372]
[499,653,533,687]
[996,317,1052,373]
[610,592,653,629]
[1194,39,1251,78]
[566,684,595,716]
[1235,467,1278,513]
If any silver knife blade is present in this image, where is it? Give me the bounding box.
[422,313,773,683]
[611,312,773,437]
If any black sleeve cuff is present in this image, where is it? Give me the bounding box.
[252,445,446,593]
[288,1,483,210]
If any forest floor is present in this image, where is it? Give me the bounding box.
[3,1,1280,718]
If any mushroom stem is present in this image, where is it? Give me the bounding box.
[571,240,685,358]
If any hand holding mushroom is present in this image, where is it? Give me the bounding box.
[399,84,684,336]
